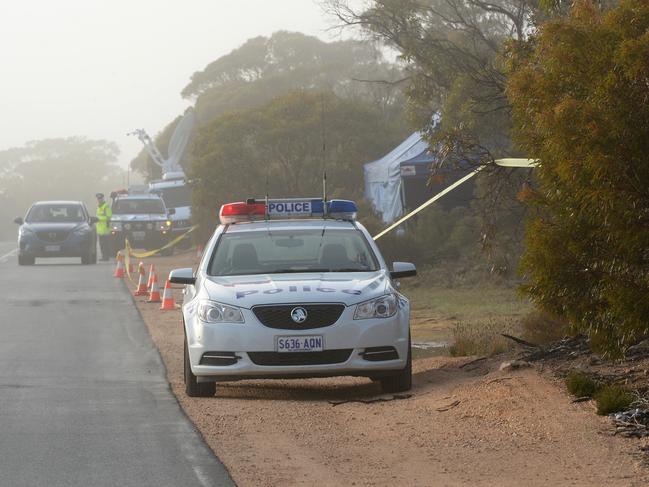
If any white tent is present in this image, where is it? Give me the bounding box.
[364,132,429,223]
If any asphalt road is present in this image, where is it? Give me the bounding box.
[0,244,233,487]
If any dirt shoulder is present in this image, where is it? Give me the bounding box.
[128,253,648,486]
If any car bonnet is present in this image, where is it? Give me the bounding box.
[202,270,390,308]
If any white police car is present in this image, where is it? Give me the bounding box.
[170,198,416,397]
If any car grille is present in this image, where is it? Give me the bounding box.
[247,349,353,366]
[123,222,148,231]
[252,304,345,330]
[36,231,70,243]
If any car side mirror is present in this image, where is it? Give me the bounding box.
[390,262,417,279]
[169,267,195,285]
[14,217,23,225]
[167,208,176,216]
[89,216,99,224]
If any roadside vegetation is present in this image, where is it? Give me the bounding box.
[565,370,635,415]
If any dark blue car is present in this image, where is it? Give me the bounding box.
[14,201,98,265]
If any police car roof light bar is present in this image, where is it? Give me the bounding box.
[220,202,266,224]
[219,198,358,225]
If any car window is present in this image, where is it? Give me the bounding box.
[209,228,379,276]
[157,186,191,208]
[112,199,165,214]
[26,204,85,223]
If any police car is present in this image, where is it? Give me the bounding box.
[169,198,416,397]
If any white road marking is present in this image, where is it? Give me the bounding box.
[0,249,17,262]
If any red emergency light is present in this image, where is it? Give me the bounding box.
[219,201,266,224]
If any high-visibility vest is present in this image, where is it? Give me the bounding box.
[96,202,112,236]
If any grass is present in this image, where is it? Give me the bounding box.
[565,371,599,398]
[399,272,532,356]
[564,370,634,415]
[449,319,520,357]
[594,385,635,415]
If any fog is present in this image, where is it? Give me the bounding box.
[0,0,332,166]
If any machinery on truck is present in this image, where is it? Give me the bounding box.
[129,110,195,248]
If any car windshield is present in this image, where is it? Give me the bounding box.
[26,204,85,223]
[157,186,191,208]
[112,199,165,215]
[209,228,379,276]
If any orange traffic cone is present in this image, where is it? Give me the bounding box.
[146,264,155,291]
[113,251,125,278]
[147,272,161,303]
[134,262,148,296]
[196,244,204,259]
[160,279,176,310]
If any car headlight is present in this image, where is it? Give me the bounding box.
[112,222,123,231]
[197,300,244,324]
[158,220,172,231]
[73,226,90,236]
[354,294,398,320]
[124,223,132,230]
[19,227,35,238]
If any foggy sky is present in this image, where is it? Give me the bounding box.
[0,0,334,166]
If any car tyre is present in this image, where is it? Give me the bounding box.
[184,336,215,397]
[81,249,93,265]
[380,335,412,394]
[18,255,35,266]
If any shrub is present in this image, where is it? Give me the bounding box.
[521,311,568,346]
[565,371,599,398]
[594,385,634,415]
[508,0,649,356]
[449,319,519,357]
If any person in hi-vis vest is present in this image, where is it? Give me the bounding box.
[95,193,113,261]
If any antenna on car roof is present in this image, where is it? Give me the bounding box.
[321,94,328,217]
[265,174,270,221]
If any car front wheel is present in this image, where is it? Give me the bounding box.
[18,255,35,266]
[380,336,412,393]
[184,336,216,397]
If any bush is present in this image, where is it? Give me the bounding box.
[594,385,634,416]
[508,0,649,356]
[449,319,519,357]
[565,371,599,398]
[521,311,568,346]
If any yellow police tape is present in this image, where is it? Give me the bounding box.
[122,225,199,281]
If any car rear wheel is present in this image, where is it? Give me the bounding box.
[18,255,35,266]
[380,336,412,394]
[184,336,216,397]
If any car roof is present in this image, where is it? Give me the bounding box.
[114,195,164,200]
[32,200,84,206]
[224,219,357,234]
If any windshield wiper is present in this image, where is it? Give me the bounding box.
[267,268,331,274]
[328,268,372,273]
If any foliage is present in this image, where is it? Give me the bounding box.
[189,90,405,235]
[449,318,519,357]
[327,0,537,273]
[0,137,122,238]
[594,385,634,415]
[521,311,568,345]
[326,0,536,154]
[507,0,649,355]
[565,370,599,398]
[131,31,405,179]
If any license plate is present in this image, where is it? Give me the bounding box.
[45,245,60,252]
[132,231,146,240]
[276,335,324,353]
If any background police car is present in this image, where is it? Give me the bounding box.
[170,199,416,397]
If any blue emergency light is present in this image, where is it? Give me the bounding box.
[219,198,358,224]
